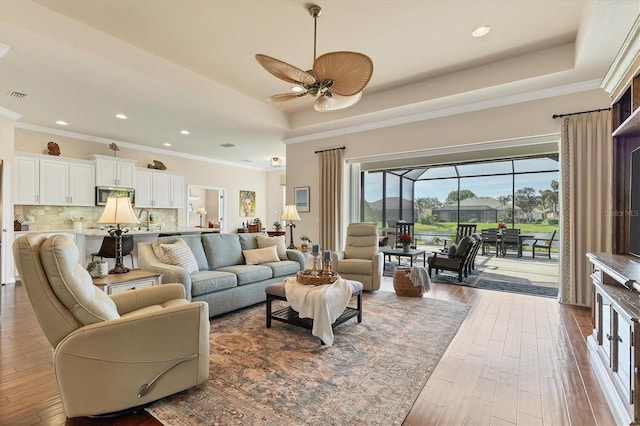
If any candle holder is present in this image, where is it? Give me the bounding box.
[311,252,320,276]
[321,259,332,276]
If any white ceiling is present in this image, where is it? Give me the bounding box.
[0,1,638,169]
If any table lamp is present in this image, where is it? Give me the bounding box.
[281,203,301,249]
[195,207,207,228]
[96,196,140,274]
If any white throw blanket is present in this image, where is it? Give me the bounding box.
[409,266,431,292]
[284,276,352,346]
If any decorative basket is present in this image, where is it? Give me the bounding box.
[393,266,424,297]
[296,270,339,286]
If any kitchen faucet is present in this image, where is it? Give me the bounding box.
[138,209,150,231]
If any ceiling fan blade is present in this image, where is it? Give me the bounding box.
[314,91,362,112]
[255,54,316,85]
[313,52,373,96]
[267,93,307,102]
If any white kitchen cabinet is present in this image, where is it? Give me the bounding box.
[14,154,40,205]
[169,174,185,208]
[135,168,184,208]
[90,154,136,188]
[15,154,95,206]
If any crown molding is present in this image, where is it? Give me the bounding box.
[0,107,22,120]
[601,15,640,101]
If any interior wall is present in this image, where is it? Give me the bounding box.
[284,88,612,246]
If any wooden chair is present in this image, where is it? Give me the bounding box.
[533,230,557,258]
[91,235,135,268]
[444,224,477,248]
[481,228,499,255]
[428,236,475,282]
[501,228,521,257]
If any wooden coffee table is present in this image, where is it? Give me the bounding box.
[381,247,427,269]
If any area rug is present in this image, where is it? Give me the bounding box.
[475,279,558,298]
[146,291,469,426]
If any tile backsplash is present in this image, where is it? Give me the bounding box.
[14,205,178,231]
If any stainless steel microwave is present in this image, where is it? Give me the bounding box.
[95,187,135,206]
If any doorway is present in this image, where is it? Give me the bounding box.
[187,185,226,233]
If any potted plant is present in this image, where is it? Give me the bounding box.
[300,235,312,251]
[86,259,108,278]
[398,233,412,252]
[273,220,282,231]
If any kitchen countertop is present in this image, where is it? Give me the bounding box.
[15,228,217,236]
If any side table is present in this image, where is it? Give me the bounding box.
[93,269,163,295]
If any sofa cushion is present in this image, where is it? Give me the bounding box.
[243,246,280,265]
[266,260,301,278]
[335,258,372,275]
[202,234,244,269]
[152,235,208,271]
[159,239,199,274]
[190,270,237,297]
[238,233,263,250]
[40,234,120,325]
[456,236,474,258]
[256,235,287,260]
[215,264,272,285]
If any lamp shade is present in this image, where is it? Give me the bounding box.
[97,196,140,225]
[281,204,300,221]
[195,207,207,215]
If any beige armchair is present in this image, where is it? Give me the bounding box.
[331,223,383,291]
[12,233,210,418]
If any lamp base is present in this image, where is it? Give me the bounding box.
[109,266,130,274]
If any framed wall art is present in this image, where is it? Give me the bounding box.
[294,186,310,212]
[239,190,256,217]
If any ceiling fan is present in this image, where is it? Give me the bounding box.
[256,5,373,112]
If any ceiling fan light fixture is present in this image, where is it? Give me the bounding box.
[256,4,373,112]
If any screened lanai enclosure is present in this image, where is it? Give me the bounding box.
[361,155,560,248]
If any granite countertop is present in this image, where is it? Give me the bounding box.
[15,227,213,236]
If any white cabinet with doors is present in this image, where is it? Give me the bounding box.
[15,153,95,206]
[587,252,640,426]
[135,168,184,208]
[90,154,136,188]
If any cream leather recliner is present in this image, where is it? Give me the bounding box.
[12,233,210,418]
[331,222,383,291]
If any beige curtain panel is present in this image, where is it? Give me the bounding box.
[560,110,612,306]
[319,149,344,251]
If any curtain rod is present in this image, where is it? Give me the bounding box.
[314,146,346,154]
[552,107,611,119]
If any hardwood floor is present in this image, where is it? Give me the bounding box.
[1,278,614,425]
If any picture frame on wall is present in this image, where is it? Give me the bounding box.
[294,186,310,212]
[240,190,256,217]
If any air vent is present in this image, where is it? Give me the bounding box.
[8,90,26,99]
[220,143,235,148]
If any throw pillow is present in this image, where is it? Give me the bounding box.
[160,239,199,274]
[447,244,458,258]
[256,235,288,260]
[243,245,280,265]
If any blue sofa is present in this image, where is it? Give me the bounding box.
[137,233,305,317]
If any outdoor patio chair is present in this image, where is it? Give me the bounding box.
[465,234,483,275]
[428,235,475,282]
[501,228,521,257]
[443,224,477,249]
[481,228,499,255]
[533,230,557,259]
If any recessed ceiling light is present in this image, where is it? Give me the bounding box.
[55,120,68,126]
[291,86,304,93]
[163,143,172,147]
[180,130,190,135]
[115,113,127,119]
[472,25,491,37]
